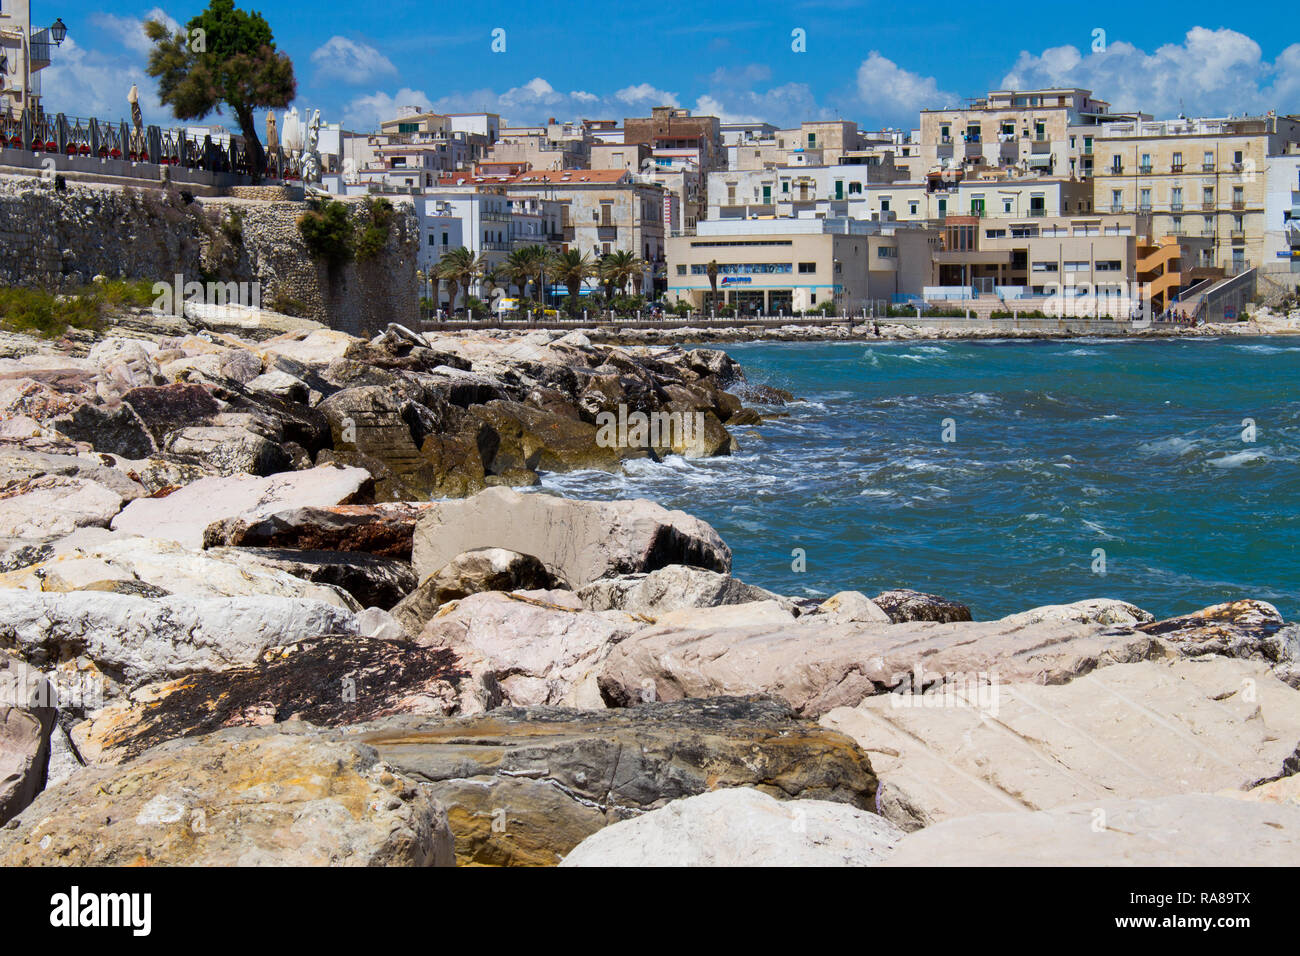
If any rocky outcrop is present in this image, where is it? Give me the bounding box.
[210,547,417,610]
[111,465,373,548]
[0,536,359,609]
[884,794,1300,867]
[392,548,568,634]
[997,597,1154,628]
[0,652,54,825]
[411,486,731,588]
[597,608,1169,718]
[577,565,783,616]
[202,502,431,558]
[0,475,127,540]
[72,637,466,766]
[349,695,878,866]
[822,658,1300,831]
[414,590,638,710]
[870,589,972,624]
[806,591,891,625]
[1139,600,1299,679]
[0,723,453,866]
[559,787,904,867]
[0,591,358,688]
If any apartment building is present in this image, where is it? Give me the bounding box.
[666,217,936,313]
[486,122,595,171]
[624,107,724,171]
[929,212,1214,312]
[918,88,1143,180]
[442,168,667,290]
[1091,115,1300,274]
[1265,148,1300,267]
[708,167,1089,223]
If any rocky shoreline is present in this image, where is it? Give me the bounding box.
[1,304,1298,866]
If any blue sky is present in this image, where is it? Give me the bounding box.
[35,1,1300,133]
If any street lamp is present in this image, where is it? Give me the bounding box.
[49,19,68,47]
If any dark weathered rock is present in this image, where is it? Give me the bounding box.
[121,383,222,445]
[202,502,433,559]
[0,723,454,866]
[1139,600,1298,671]
[871,589,973,624]
[72,636,466,766]
[469,400,623,474]
[392,548,568,634]
[211,547,418,609]
[51,402,154,458]
[350,695,878,866]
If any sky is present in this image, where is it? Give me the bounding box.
[32,1,1300,135]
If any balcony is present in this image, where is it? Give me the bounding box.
[1110,204,1125,213]
[1202,163,1216,172]
[1028,208,1047,217]
[1139,203,1153,213]
[1170,202,1184,212]
[1138,164,1153,174]
[1171,164,1184,173]
[1031,140,1052,154]
[1230,228,1246,240]
[1231,200,1246,211]
[1201,202,1216,211]
[1201,228,1216,237]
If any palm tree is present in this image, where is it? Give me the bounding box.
[436,247,482,316]
[551,249,595,302]
[505,245,547,302]
[706,259,720,309]
[481,264,504,305]
[601,250,641,297]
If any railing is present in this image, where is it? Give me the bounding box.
[1201,202,1216,210]
[1,106,302,183]
[1170,202,1184,212]
[1203,163,1216,172]
[1138,165,1153,174]
[1171,164,1184,173]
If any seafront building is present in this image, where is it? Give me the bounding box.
[666,217,937,314]
[1265,148,1300,265]
[1090,114,1300,275]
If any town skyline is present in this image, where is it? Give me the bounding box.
[33,1,1300,134]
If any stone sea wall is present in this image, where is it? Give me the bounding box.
[0,178,418,337]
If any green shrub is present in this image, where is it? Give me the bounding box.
[298,199,354,267]
[355,198,395,262]
[0,287,102,337]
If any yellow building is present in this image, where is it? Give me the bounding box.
[1091,115,1300,274]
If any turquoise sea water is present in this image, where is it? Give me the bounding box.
[539,336,1300,620]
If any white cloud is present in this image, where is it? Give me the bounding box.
[855,51,956,125]
[35,37,165,121]
[310,36,398,86]
[341,87,430,129]
[1000,27,1300,117]
[91,9,179,58]
[615,83,679,107]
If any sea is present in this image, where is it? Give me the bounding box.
[538,336,1300,620]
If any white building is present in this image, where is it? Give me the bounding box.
[1265,151,1300,266]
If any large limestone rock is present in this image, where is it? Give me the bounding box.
[823,658,1300,831]
[349,695,878,866]
[184,302,326,341]
[0,536,358,609]
[415,589,637,710]
[0,723,453,866]
[997,597,1154,629]
[0,448,147,501]
[393,548,568,634]
[597,610,1168,718]
[884,794,1300,866]
[111,465,373,548]
[72,637,466,767]
[411,486,731,588]
[577,565,783,616]
[469,400,624,473]
[202,501,432,558]
[0,652,54,825]
[0,591,358,688]
[0,475,125,539]
[560,787,904,867]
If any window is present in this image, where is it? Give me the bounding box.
[877,246,897,258]
[1111,156,1123,174]
[985,228,1006,238]
[1096,260,1122,272]
[441,232,448,244]
[676,265,686,276]
[848,182,862,195]
[1064,261,1089,272]
[1003,199,1013,213]
[880,198,891,212]
[909,201,918,215]
[1032,261,1059,272]
[427,235,437,246]
[798,262,817,273]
